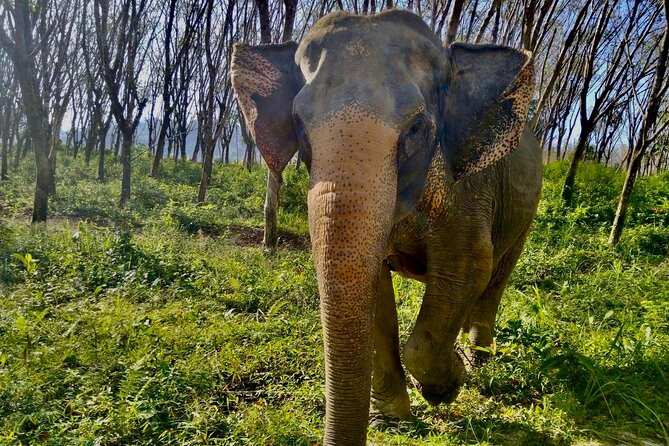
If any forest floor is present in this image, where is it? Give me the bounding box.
[1,153,668,445]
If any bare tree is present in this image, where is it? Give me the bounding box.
[197,0,237,203]
[475,0,501,43]
[562,0,651,205]
[530,0,592,130]
[609,0,669,245]
[150,0,205,178]
[0,0,77,221]
[80,7,113,182]
[445,0,464,44]
[92,0,156,206]
[0,50,17,181]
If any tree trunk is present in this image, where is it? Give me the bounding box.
[98,135,106,182]
[546,125,556,163]
[198,107,215,203]
[13,66,51,222]
[13,121,23,170]
[240,117,255,171]
[33,146,50,222]
[48,138,57,195]
[487,0,501,43]
[609,0,669,245]
[1,105,9,180]
[84,108,101,165]
[113,129,121,161]
[263,170,281,248]
[445,0,465,44]
[562,127,591,205]
[119,128,132,207]
[179,130,187,161]
[152,114,172,177]
[256,0,271,43]
[14,135,23,169]
[282,0,297,41]
[475,0,500,43]
[48,105,67,196]
[197,139,214,203]
[97,117,110,182]
[192,131,200,162]
[609,151,642,245]
[72,126,82,159]
[169,134,176,160]
[522,0,537,50]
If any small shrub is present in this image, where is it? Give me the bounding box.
[618,225,669,257]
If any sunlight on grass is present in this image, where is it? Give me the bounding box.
[1,154,668,444]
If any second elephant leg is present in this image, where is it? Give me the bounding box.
[370,262,411,422]
[464,233,528,365]
[462,278,508,366]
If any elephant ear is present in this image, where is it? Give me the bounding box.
[231,41,302,174]
[442,43,534,180]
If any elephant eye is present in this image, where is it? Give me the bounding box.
[398,114,431,166]
[405,114,426,139]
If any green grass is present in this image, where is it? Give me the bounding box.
[0,153,668,445]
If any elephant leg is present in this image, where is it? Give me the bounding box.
[461,278,507,367]
[404,240,493,406]
[370,262,412,424]
[463,231,529,366]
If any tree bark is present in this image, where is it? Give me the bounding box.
[97,115,111,182]
[491,2,501,43]
[239,115,255,171]
[263,169,281,248]
[530,0,592,130]
[283,0,297,42]
[0,0,57,222]
[120,128,133,207]
[445,0,465,44]
[0,105,9,180]
[197,126,214,203]
[561,126,592,204]
[151,0,178,178]
[562,3,615,206]
[474,0,500,43]
[257,0,271,43]
[84,108,101,165]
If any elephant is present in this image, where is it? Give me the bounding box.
[231,9,541,446]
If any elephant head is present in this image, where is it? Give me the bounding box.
[232,10,533,446]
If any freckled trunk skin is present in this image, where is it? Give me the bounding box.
[308,109,398,445]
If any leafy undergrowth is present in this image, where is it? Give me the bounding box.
[0,154,668,445]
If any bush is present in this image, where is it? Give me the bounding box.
[617,225,669,257]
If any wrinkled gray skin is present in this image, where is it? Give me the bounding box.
[232,10,541,446]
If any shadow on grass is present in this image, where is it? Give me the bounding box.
[375,414,566,445]
[475,349,669,445]
[372,348,669,445]
[176,220,311,251]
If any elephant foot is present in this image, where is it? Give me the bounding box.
[370,388,412,428]
[411,353,466,406]
[456,344,481,372]
[465,323,495,367]
[419,381,462,406]
[462,344,491,369]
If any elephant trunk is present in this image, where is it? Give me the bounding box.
[308,111,398,445]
